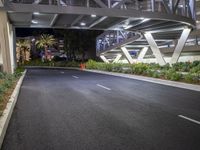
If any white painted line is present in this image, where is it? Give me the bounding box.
[178,115,200,125]
[60,71,64,74]
[96,84,111,91]
[72,75,79,79]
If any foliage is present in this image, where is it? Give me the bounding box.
[36,34,56,49]
[24,59,80,68]
[16,39,31,64]
[0,69,23,101]
[85,60,200,84]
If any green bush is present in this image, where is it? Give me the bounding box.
[85,60,200,84]
[112,63,123,72]
[86,59,98,69]
[190,64,200,73]
[152,72,160,78]
[131,63,148,75]
[164,69,182,81]
[184,73,194,83]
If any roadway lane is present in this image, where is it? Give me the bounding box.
[2,69,200,150]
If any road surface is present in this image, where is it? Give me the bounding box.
[2,69,200,150]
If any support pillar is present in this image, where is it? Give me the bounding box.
[112,54,122,63]
[0,10,13,73]
[144,32,166,66]
[121,47,134,64]
[170,28,191,64]
[100,55,109,63]
[137,47,148,62]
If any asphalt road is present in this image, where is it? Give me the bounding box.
[2,69,200,150]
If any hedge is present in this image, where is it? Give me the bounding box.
[86,60,200,84]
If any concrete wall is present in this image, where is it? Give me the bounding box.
[0,10,15,73]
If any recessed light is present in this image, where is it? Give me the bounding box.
[31,20,38,24]
[33,12,40,15]
[80,22,86,26]
[91,14,97,18]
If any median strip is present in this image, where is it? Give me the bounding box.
[72,75,79,79]
[96,84,111,91]
[178,115,200,125]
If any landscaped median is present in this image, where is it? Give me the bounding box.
[0,68,26,148]
[85,60,200,85]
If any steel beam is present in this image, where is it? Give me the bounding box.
[3,3,195,26]
[50,14,58,26]
[121,47,134,64]
[170,28,191,64]
[33,0,42,4]
[100,55,109,63]
[137,47,148,62]
[112,54,122,63]
[71,15,84,26]
[93,0,107,8]
[144,32,166,66]
[89,0,126,28]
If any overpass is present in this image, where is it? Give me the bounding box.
[0,0,198,73]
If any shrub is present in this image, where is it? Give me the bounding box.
[131,63,148,75]
[104,63,113,72]
[152,72,160,78]
[0,72,6,79]
[164,69,182,81]
[144,69,154,77]
[86,59,98,69]
[190,64,200,73]
[184,73,194,83]
[112,63,123,72]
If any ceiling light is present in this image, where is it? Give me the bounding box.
[33,12,40,15]
[31,20,38,24]
[80,22,86,26]
[91,14,97,18]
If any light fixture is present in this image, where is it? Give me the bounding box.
[80,22,86,26]
[91,14,97,18]
[31,20,38,24]
[33,12,40,15]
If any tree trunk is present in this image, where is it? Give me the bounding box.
[44,45,48,60]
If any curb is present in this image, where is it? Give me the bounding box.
[0,70,26,148]
[84,69,200,92]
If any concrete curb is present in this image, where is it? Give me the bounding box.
[84,69,200,92]
[0,70,26,148]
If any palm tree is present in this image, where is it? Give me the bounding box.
[16,39,30,65]
[36,34,56,60]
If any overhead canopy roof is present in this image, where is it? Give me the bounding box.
[0,0,196,31]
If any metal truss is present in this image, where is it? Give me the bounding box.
[144,28,191,65]
[112,54,122,63]
[8,0,195,20]
[100,55,110,63]
[96,30,141,55]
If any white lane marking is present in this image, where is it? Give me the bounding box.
[60,71,65,74]
[178,115,200,125]
[96,84,111,91]
[72,75,79,79]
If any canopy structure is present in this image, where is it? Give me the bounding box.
[0,0,199,72]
